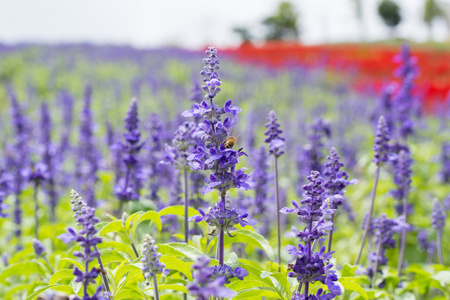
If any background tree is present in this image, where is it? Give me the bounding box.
[378,0,402,38]
[233,27,253,45]
[262,1,300,41]
[351,0,365,40]
[424,0,444,40]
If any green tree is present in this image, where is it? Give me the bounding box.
[424,0,444,40]
[378,0,402,37]
[262,1,300,41]
[233,27,253,45]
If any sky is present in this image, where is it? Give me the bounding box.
[0,0,448,49]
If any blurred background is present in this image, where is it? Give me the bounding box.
[1,0,450,47]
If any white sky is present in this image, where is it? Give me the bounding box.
[0,0,448,48]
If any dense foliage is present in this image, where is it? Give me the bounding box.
[0,43,449,300]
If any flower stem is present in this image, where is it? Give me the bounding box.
[274,156,281,272]
[34,182,39,239]
[371,239,382,288]
[437,229,444,265]
[43,255,54,273]
[184,167,189,244]
[355,165,381,265]
[152,275,160,300]
[327,214,335,252]
[397,193,409,275]
[93,245,111,296]
[217,191,226,266]
[183,167,189,300]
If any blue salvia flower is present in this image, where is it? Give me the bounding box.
[6,91,31,247]
[161,121,197,168]
[58,90,75,158]
[187,256,235,300]
[281,171,341,299]
[443,194,450,214]
[391,149,413,215]
[0,167,12,218]
[251,147,271,235]
[40,102,59,222]
[211,264,248,284]
[183,47,252,249]
[190,80,203,103]
[141,234,165,285]
[417,230,436,263]
[373,116,391,166]
[297,118,331,191]
[431,199,446,230]
[77,86,99,207]
[441,142,450,184]
[190,200,256,237]
[58,193,107,300]
[366,214,407,282]
[378,84,396,133]
[32,238,46,256]
[393,44,418,140]
[114,98,144,204]
[431,198,446,264]
[323,147,357,210]
[264,110,285,157]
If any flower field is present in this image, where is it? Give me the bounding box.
[0,43,449,300]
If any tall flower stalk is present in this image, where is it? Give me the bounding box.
[141,235,165,300]
[431,198,446,264]
[264,110,285,272]
[183,47,254,267]
[355,116,391,265]
[162,122,197,245]
[114,98,144,215]
[281,171,341,299]
[59,190,111,296]
[394,149,413,274]
[323,147,357,252]
[24,163,48,239]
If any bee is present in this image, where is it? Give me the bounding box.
[287,263,294,271]
[223,128,240,149]
[95,267,108,277]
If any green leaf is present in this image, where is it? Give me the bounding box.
[224,229,274,261]
[97,241,135,258]
[138,210,162,232]
[233,289,281,299]
[25,285,74,300]
[49,269,74,285]
[98,220,124,236]
[160,256,193,281]
[228,279,273,292]
[25,286,53,300]
[224,252,239,269]
[269,273,291,296]
[432,271,450,287]
[158,243,204,261]
[59,258,85,271]
[99,250,126,264]
[0,261,46,283]
[125,212,141,231]
[114,263,141,286]
[341,264,358,277]
[115,287,144,300]
[340,278,368,300]
[158,205,199,218]
[143,284,188,293]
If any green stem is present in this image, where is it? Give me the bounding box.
[437,229,444,265]
[274,156,281,272]
[152,275,160,300]
[397,192,409,275]
[93,245,111,296]
[371,239,382,288]
[327,214,335,252]
[34,182,39,239]
[355,165,381,265]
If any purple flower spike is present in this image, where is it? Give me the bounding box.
[264,110,285,157]
[32,239,46,256]
[187,256,235,300]
[373,116,391,166]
